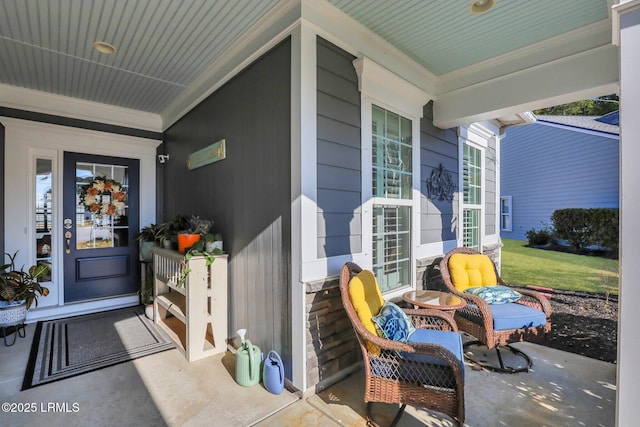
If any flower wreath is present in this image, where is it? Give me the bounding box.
[80,176,126,217]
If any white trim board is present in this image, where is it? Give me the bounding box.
[0,84,162,132]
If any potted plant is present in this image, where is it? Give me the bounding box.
[133,223,161,262]
[177,215,213,254]
[1,252,50,344]
[204,233,223,252]
[156,214,190,250]
[155,221,173,249]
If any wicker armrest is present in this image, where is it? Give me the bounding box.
[358,326,416,353]
[403,308,458,331]
[450,291,494,333]
[514,287,552,317]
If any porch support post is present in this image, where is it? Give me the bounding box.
[290,21,317,392]
[613,1,640,425]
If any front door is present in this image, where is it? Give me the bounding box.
[63,152,139,303]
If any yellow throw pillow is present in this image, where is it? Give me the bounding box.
[449,253,497,292]
[348,270,385,336]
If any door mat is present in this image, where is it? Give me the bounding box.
[22,306,174,390]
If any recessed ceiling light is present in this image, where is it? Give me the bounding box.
[92,41,116,54]
[470,0,496,13]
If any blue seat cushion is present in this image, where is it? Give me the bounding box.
[403,328,464,365]
[489,303,547,331]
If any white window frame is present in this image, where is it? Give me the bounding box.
[354,57,431,299]
[369,103,416,294]
[362,98,420,298]
[459,128,487,252]
[500,196,513,232]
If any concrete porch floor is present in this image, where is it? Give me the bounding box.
[1,325,616,426]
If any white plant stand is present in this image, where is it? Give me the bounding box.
[152,247,228,362]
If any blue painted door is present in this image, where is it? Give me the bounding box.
[63,152,139,302]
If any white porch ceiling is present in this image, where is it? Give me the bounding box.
[0,0,619,131]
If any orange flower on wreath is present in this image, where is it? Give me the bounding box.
[113,191,126,202]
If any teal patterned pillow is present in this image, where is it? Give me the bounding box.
[465,285,522,304]
[372,301,416,342]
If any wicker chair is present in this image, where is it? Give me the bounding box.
[439,247,552,373]
[340,262,465,426]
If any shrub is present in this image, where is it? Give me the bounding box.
[551,209,591,251]
[525,227,552,246]
[590,208,619,254]
[551,208,619,254]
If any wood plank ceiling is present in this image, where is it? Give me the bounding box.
[0,0,613,121]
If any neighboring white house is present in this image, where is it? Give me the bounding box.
[500,112,619,241]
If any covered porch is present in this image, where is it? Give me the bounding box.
[1,0,638,424]
[1,324,615,426]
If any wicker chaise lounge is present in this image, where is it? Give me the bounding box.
[340,262,465,426]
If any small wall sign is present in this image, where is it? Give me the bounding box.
[187,139,226,170]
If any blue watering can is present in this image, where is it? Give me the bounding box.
[262,350,284,394]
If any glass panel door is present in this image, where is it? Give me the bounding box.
[75,162,129,250]
[63,152,139,303]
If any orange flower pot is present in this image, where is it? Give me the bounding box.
[177,234,201,254]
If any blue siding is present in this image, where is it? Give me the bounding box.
[501,122,619,241]
[316,37,361,258]
[420,103,459,243]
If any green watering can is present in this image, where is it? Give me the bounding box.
[235,330,261,387]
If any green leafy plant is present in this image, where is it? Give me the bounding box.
[1,251,50,309]
[133,223,162,243]
[154,214,190,247]
[175,241,223,288]
[203,233,221,244]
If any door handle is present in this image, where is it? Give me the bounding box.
[64,218,73,254]
[65,231,72,254]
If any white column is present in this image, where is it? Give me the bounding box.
[613,1,640,425]
[290,21,317,392]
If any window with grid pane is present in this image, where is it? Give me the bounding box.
[372,105,412,199]
[372,205,411,292]
[500,196,512,231]
[463,144,481,205]
[463,144,482,250]
[463,209,480,249]
[371,104,412,292]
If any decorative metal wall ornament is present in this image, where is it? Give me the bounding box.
[426,164,456,201]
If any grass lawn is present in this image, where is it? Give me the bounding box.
[501,238,619,295]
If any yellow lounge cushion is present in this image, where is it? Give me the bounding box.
[449,253,497,292]
[348,270,385,336]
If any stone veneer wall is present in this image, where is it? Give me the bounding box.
[306,278,360,390]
